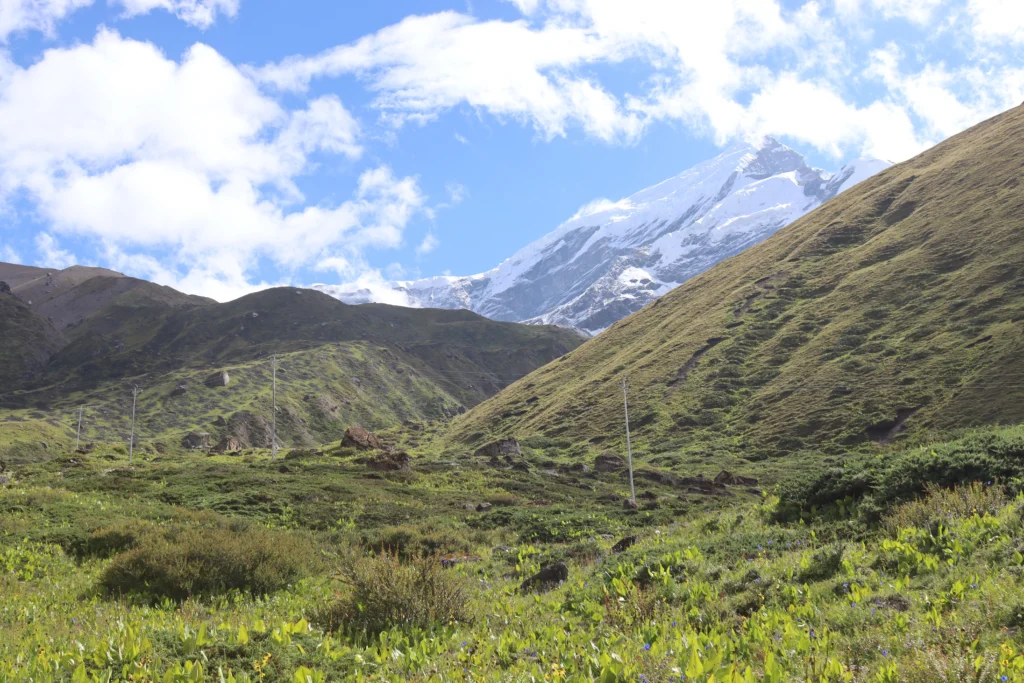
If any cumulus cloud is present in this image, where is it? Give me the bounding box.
[254,0,1024,162]
[0,243,21,264]
[0,0,238,40]
[114,0,240,28]
[35,232,76,269]
[0,31,423,301]
[416,233,439,256]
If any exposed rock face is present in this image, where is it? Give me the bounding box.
[363,450,411,471]
[520,562,569,592]
[181,432,210,449]
[474,437,520,458]
[213,416,227,427]
[228,411,273,448]
[594,451,625,472]
[342,424,381,450]
[204,370,230,388]
[714,471,759,487]
[213,436,243,453]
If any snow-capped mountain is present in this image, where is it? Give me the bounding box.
[314,138,890,334]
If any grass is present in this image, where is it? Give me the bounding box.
[3,424,1024,680]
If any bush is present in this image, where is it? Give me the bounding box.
[798,544,845,582]
[100,525,320,600]
[882,482,1005,536]
[315,552,473,635]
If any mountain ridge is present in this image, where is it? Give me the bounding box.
[315,138,890,333]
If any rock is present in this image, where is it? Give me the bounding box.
[181,432,211,450]
[520,562,569,592]
[612,535,638,552]
[213,416,227,427]
[680,475,716,494]
[227,411,273,449]
[75,442,94,455]
[714,470,759,487]
[0,281,10,295]
[171,384,188,397]
[212,436,243,453]
[633,469,681,486]
[511,460,531,472]
[639,490,657,500]
[342,424,382,450]
[204,370,230,388]
[364,450,412,471]
[39,441,48,450]
[0,474,10,486]
[594,451,625,472]
[277,464,291,473]
[476,502,493,512]
[560,462,592,474]
[474,437,521,459]
[623,498,639,511]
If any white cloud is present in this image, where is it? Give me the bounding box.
[0,31,422,301]
[446,182,467,205]
[35,232,75,269]
[0,244,20,263]
[114,0,240,29]
[0,0,92,40]
[836,0,949,24]
[454,132,469,145]
[968,0,1024,43]
[416,232,439,255]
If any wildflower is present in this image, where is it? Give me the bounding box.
[882,649,888,657]
[644,643,651,651]
[672,621,677,627]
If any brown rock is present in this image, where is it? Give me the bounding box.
[714,470,759,487]
[594,451,625,472]
[520,562,569,592]
[212,436,243,453]
[474,437,521,458]
[612,535,638,553]
[364,450,411,471]
[623,498,639,511]
[342,424,381,450]
[181,432,211,450]
[204,370,230,388]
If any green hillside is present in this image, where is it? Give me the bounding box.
[444,103,1024,464]
[1,276,583,451]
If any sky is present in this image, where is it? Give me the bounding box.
[0,0,1021,302]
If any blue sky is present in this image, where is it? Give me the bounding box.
[0,0,1021,301]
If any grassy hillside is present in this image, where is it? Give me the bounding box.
[0,292,65,389]
[1,277,583,448]
[444,103,1024,463]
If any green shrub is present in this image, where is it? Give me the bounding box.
[798,544,845,582]
[315,552,473,635]
[100,525,319,600]
[882,482,1005,535]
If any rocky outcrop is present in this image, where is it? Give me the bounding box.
[212,436,242,453]
[520,562,569,592]
[228,411,273,448]
[612,535,638,553]
[204,370,230,388]
[0,281,10,295]
[171,383,188,397]
[181,432,210,450]
[474,437,520,458]
[342,424,381,451]
[594,451,625,472]
[714,471,759,487]
[361,450,411,471]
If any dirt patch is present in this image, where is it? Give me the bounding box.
[669,338,727,386]
[867,408,918,444]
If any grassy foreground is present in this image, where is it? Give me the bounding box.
[4,427,1024,681]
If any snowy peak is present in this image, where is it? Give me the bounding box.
[313,142,890,334]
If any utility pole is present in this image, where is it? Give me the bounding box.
[129,385,142,466]
[75,406,83,452]
[621,377,635,505]
[271,355,278,461]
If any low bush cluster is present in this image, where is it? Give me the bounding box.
[100,524,320,600]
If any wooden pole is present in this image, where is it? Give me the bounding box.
[271,355,278,461]
[75,406,83,452]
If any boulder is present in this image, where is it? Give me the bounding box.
[0,281,10,295]
[476,503,493,512]
[212,436,243,453]
[511,460,531,472]
[342,424,381,451]
[714,470,759,487]
[474,437,521,458]
[75,442,94,455]
[560,462,592,474]
[680,475,716,494]
[594,451,625,472]
[213,415,227,427]
[181,432,211,450]
[623,498,639,511]
[171,384,188,397]
[227,411,272,448]
[364,450,411,471]
[633,468,681,486]
[204,370,230,388]
[612,536,638,553]
[520,562,569,592]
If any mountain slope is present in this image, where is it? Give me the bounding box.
[442,103,1024,461]
[2,276,584,447]
[0,290,65,388]
[316,139,889,334]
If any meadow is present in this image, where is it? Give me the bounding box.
[3,424,1024,681]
